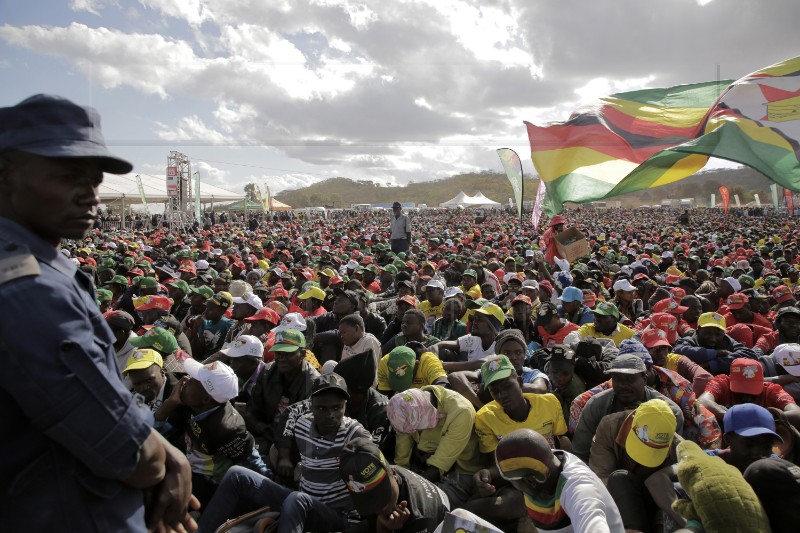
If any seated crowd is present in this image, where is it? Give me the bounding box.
[70,206,800,532]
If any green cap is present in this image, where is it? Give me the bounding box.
[591,301,620,319]
[272,329,306,352]
[381,264,398,275]
[738,274,755,287]
[481,354,516,390]
[139,276,159,289]
[190,286,214,299]
[129,326,178,354]
[166,279,190,294]
[463,269,478,278]
[96,288,113,303]
[386,346,416,392]
[105,275,129,287]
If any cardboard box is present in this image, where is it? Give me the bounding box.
[554,227,589,263]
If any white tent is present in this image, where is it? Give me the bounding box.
[439,191,489,208]
[471,191,501,207]
[99,173,244,205]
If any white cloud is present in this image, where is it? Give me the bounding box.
[69,0,104,15]
[155,115,233,143]
[138,0,214,26]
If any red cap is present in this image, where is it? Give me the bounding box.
[134,295,172,312]
[650,313,678,344]
[245,307,281,325]
[511,295,532,306]
[397,295,419,308]
[729,358,764,395]
[774,285,794,304]
[726,293,750,310]
[642,328,672,348]
[652,298,688,315]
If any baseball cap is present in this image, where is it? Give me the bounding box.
[534,302,558,328]
[697,312,726,331]
[272,329,306,352]
[319,267,338,278]
[298,286,326,301]
[232,292,264,310]
[481,354,516,389]
[474,302,505,330]
[128,326,178,354]
[220,335,264,359]
[190,286,214,299]
[425,279,445,290]
[625,399,676,468]
[274,312,308,333]
[443,286,463,299]
[339,437,393,516]
[133,294,172,312]
[607,354,646,375]
[723,403,782,440]
[462,268,478,278]
[166,279,190,294]
[244,306,281,325]
[642,328,672,348]
[652,298,688,315]
[775,306,800,323]
[558,286,583,303]
[726,293,750,310]
[511,294,532,307]
[773,343,800,377]
[591,301,620,319]
[773,285,794,303]
[333,288,359,308]
[0,94,133,173]
[311,372,349,399]
[105,275,129,287]
[386,346,417,392]
[183,358,239,403]
[722,276,742,292]
[729,358,764,395]
[397,295,419,308]
[122,349,163,374]
[139,277,159,289]
[548,346,576,373]
[208,292,234,309]
[613,279,636,292]
[104,310,135,331]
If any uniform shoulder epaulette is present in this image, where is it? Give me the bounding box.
[0,242,41,285]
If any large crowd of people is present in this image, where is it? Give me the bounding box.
[4,94,800,533]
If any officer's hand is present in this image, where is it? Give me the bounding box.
[277,456,294,481]
[145,437,195,532]
[473,469,496,497]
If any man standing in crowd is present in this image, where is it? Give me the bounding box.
[390,201,412,253]
[0,94,194,532]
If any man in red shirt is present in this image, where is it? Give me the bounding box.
[698,358,800,429]
[755,306,800,355]
[535,302,579,349]
[723,293,773,329]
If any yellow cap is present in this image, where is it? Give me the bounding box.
[475,302,506,326]
[625,399,676,468]
[298,286,326,301]
[697,312,726,330]
[122,348,163,374]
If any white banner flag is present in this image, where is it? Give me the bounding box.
[531,178,546,229]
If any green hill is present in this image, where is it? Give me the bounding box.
[272,166,775,208]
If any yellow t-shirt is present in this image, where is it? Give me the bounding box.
[460,284,482,301]
[475,393,567,453]
[419,300,444,332]
[577,322,635,346]
[377,351,446,392]
[394,386,484,475]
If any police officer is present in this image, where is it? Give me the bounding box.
[0,95,196,532]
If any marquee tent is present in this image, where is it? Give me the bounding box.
[439,190,502,208]
[99,173,244,205]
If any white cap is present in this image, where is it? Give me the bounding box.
[722,276,741,292]
[105,242,117,249]
[773,343,800,376]
[183,358,239,403]
[195,259,210,270]
[503,272,522,284]
[274,312,307,332]
[444,286,463,298]
[644,243,654,250]
[321,246,330,252]
[613,279,636,292]
[232,292,264,309]
[661,251,673,258]
[322,360,338,374]
[522,279,539,289]
[525,249,535,257]
[220,335,264,359]
[346,259,359,270]
[425,279,445,290]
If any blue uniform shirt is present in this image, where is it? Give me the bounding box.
[0,218,154,532]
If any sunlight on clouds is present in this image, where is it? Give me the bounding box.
[155,115,232,143]
[414,97,433,110]
[310,0,378,30]
[573,75,656,105]
[138,0,214,26]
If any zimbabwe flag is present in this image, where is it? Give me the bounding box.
[527,56,800,212]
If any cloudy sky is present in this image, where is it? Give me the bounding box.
[1,0,798,196]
